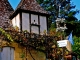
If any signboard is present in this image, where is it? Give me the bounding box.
[57,40,68,47]
[57,40,72,51]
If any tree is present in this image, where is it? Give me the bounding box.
[37,0,80,59]
[36,0,80,36]
[37,0,78,20]
[72,36,80,59]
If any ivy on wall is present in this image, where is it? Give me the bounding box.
[0,27,69,59]
[0,28,13,42]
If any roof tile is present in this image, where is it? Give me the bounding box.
[0,0,14,28]
[16,0,49,14]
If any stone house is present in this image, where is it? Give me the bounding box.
[0,0,50,60]
[0,0,77,60]
[10,0,49,35]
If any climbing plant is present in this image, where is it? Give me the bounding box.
[0,27,70,59]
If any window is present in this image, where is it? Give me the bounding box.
[0,47,14,60]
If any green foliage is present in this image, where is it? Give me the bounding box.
[49,23,56,30]
[37,0,80,36]
[36,0,44,4]
[0,28,13,42]
[37,0,78,21]
[72,36,80,59]
[20,52,25,58]
[65,21,80,36]
[73,22,80,37]
[0,27,28,45]
[37,1,80,59]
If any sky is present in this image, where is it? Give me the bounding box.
[71,0,80,20]
[8,0,80,20]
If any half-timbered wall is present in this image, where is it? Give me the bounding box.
[40,16,47,35]
[22,13,30,32]
[31,14,38,24]
[12,14,20,30]
[31,14,39,34]
[12,12,47,34]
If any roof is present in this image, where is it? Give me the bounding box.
[16,0,49,14]
[0,0,14,28]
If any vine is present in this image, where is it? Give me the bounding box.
[0,27,69,59]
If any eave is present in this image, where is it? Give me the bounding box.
[9,9,50,20]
